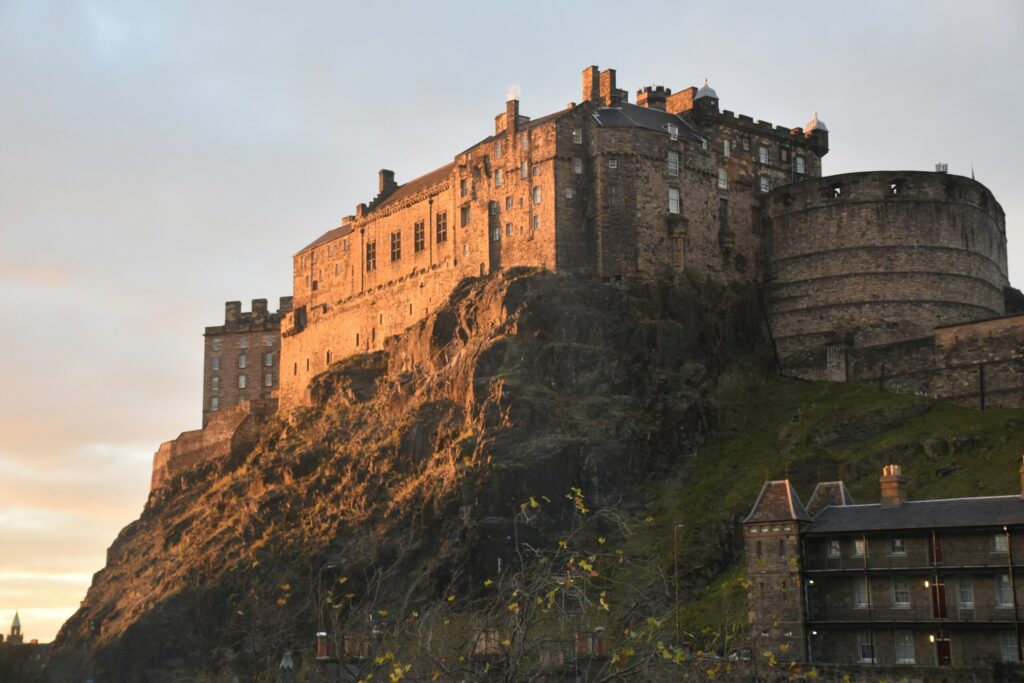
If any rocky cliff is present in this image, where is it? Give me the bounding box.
[47,269,766,681]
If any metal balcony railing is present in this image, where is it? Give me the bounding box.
[808,602,1024,624]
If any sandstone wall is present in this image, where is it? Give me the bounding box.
[766,171,1008,379]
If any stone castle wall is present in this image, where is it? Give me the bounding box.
[765,171,1008,379]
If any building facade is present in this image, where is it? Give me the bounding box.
[278,65,830,407]
[745,461,1024,675]
[203,298,292,427]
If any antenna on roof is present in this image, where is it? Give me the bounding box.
[971,164,975,180]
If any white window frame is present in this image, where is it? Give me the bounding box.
[211,338,222,351]
[852,538,866,557]
[894,631,915,664]
[495,168,503,187]
[238,353,247,369]
[211,376,219,391]
[668,187,680,214]
[857,631,875,664]
[238,374,247,389]
[1001,631,1020,662]
[565,187,574,199]
[759,176,770,193]
[795,155,806,175]
[759,145,769,164]
[853,577,870,609]
[521,161,528,179]
[997,574,1014,607]
[667,123,678,141]
[892,576,910,608]
[723,139,731,157]
[491,227,500,242]
[572,127,583,144]
[573,157,583,175]
[994,533,1010,553]
[608,158,617,170]
[827,540,841,558]
[264,352,274,367]
[532,187,541,204]
[210,396,219,411]
[667,150,680,177]
[211,357,220,371]
[239,337,248,349]
[717,168,728,190]
[889,538,906,555]
[264,373,273,387]
[957,576,974,609]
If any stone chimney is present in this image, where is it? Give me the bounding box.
[637,86,670,110]
[225,301,241,326]
[378,169,397,196]
[506,98,519,135]
[583,65,600,103]
[278,296,294,314]
[252,298,268,324]
[879,464,908,507]
[599,68,616,105]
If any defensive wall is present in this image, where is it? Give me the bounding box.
[151,399,275,492]
[765,171,1008,379]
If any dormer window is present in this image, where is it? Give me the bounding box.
[667,123,679,141]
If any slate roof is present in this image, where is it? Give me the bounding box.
[743,480,811,523]
[806,481,855,517]
[805,495,1024,534]
[592,102,704,142]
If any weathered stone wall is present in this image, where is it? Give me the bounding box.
[845,314,1024,408]
[151,399,275,491]
[766,171,1008,379]
[744,521,807,662]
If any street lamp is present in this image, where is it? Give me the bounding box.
[673,523,687,647]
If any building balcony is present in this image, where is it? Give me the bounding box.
[804,553,1019,573]
[808,602,1024,625]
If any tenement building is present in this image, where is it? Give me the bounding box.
[745,460,1024,677]
[203,297,292,427]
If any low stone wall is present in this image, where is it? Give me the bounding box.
[844,314,1024,409]
[150,399,275,491]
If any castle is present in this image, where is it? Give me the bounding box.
[170,65,1021,494]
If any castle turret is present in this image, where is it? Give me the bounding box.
[803,111,829,156]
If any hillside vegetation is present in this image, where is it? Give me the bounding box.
[44,269,1024,682]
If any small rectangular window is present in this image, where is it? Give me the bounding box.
[210,396,219,411]
[532,165,540,177]
[723,140,731,157]
[994,533,1010,553]
[519,131,528,150]
[565,187,574,199]
[264,373,273,387]
[521,161,528,179]
[573,157,583,175]
[238,374,247,389]
[436,211,448,243]
[858,631,875,663]
[852,538,866,557]
[532,187,541,205]
[460,205,471,227]
[505,223,512,237]
[759,145,769,164]
[505,196,512,210]
[892,577,910,608]
[889,538,906,555]
[414,221,425,252]
[997,574,1014,607]
[895,631,915,664]
[531,214,539,230]
[608,184,621,208]
[366,240,377,271]
[827,540,841,558]
[390,231,401,261]
[668,187,680,214]
[264,352,273,367]
[491,227,500,242]
[211,357,220,371]
[572,127,583,144]
[667,150,680,176]
[717,168,728,190]
[493,140,502,160]
[854,577,870,609]
[211,338,222,351]
[489,200,498,215]
[957,576,974,608]
[1001,631,1020,662]
[608,158,617,170]
[795,155,806,175]
[780,147,790,162]
[667,123,678,141]
[759,176,770,193]
[264,335,273,346]
[238,353,247,369]
[211,376,219,391]
[494,168,503,187]
[239,337,248,349]
[460,178,467,197]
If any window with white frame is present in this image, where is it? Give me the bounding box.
[759,176,770,193]
[572,127,583,144]
[957,576,974,608]
[997,574,1014,607]
[519,131,528,150]
[723,140,731,157]
[494,140,502,160]
[238,353,247,369]
[505,223,512,237]
[667,123,678,140]
[239,337,248,349]
[668,187,680,214]
[531,215,539,231]
[994,532,1010,553]
[264,352,273,367]
[521,161,528,179]
[211,338,222,351]
[238,374,247,389]
[892,576,910,608]
[490,200,498,215]
[857,631,875,663]
[852,538,866,557]
[264,335,273,346]
[1001,631,1020,662]
[667,150,680,176]
[211,357,220,372]
[608,158,617,169]
[210,396,219,411]
[573,157,583,175]
[717,168,728,190]
[795,155,806,175]
[495,168,503,187]
[853,577,870,608]
[889,538,906,555]
[895,631,915,664]
[759,145,769,164]
[827,540,841,558]
[565,187,574,199]
[211,376,219,391]
[532,187,541,204]
[264,373,273,387]
[491,227,500,242]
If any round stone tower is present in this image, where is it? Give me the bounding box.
[765,170,1008,379]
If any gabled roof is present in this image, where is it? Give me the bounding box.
[743,480,811,524]
[805,495,1024,534]
[806,481,855,517]
[593,102,704,142]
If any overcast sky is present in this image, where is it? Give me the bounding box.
[1,0,1022,643]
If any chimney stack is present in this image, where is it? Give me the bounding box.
[583,65,600,103]
[506,98,519,135]
[225,301,241,326]
[879,464,908,507]
[278,296,294,314]
[252,298,268,323]
[378,169,397,195]
[599,68,616,106]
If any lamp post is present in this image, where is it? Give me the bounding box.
[673,523,687,647]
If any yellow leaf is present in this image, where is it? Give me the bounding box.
[447,594,455,602]
[483,578,493,587]
[598,536,606,545]
[508,601,520,614]
[345,593,355,599]
[338,576,348,584]
[558,539,568,549]
[280,583,290,591]
[645,515,654,524]
[276,597,287,606]
[529,496,539,509]
[378,609,389,617]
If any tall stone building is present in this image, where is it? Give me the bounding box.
[279,66,830,407]
[203,298,292,427]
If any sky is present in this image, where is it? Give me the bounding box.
[1,0,1022,643]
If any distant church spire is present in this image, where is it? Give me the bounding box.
[8,610,24,644]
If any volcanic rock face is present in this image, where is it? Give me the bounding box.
[47,269,765,682]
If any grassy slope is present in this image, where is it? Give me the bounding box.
[638,371,1024,638]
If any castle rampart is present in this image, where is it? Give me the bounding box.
[765,171,1009,379]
